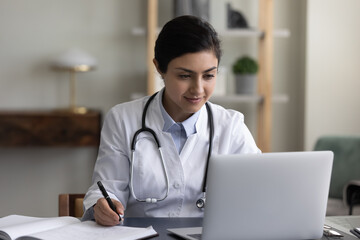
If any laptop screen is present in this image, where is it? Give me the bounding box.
[201,151,333,240]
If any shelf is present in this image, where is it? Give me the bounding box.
[0,110,101,147]
[131,27,290,38]
[218,28,290,38]
[210,94,289,104]
[144,0,279,152]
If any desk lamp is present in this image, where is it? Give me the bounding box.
[52,48,97,114]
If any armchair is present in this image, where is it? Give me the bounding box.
[314,136,360,215]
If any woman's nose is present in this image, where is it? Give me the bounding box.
[190,77,203,94]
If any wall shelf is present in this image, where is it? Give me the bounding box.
[144,0,283,152]
[132,27,290,38]
[218,28,290,38]
[0,110,101,147]
[211,94,289,104]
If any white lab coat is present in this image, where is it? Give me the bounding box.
[83,90,260,218]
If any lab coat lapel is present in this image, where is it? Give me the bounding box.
[179,105,208,163]
[144,91,209,165]
[145,91,181,163]
[179,134,198,163]
[145,91,164,133]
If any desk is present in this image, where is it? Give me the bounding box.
[123,218,202,240]
[326,216,360,238]
[123,217,359,240]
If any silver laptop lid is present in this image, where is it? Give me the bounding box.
[202,151,333,240]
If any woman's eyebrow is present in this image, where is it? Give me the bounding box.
[175,66,217,73]
[204,67,217,73]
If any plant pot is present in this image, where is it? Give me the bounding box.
[235,74,257,94]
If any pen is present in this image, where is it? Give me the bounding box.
[97,181,122,221]
[350,228,360,239]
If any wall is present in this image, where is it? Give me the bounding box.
[0,0,305,216]
[272,0,307,151]
[0,0,148,111]
[0,148,96,217]
[0,0,148,217]
[305,0,360,150]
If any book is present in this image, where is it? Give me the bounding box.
[0,215,158,240]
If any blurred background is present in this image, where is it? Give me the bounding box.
[0,0,359,217]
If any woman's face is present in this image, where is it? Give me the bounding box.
[155,51,218,122]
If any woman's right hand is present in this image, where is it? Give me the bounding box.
[93,198,124,226]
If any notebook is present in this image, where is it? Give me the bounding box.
[168,151,334,240]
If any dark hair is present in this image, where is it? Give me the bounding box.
[154,15,222,73]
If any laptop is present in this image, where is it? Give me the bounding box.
[168,151,334,240]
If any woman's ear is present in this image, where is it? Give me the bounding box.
[153,58,163,77]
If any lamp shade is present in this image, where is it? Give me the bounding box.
[52,48,97,72]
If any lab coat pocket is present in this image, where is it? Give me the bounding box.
[131,134,168,201]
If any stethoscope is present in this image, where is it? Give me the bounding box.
[129,91,214,209]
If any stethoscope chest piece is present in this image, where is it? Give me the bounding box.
[196,192,206,209]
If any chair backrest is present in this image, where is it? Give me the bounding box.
[59,193,85,217]
[314,136,360,199]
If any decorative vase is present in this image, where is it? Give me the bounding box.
[235,74,257,94]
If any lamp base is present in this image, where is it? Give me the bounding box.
[71,107,88,114]
[54,107,88,115]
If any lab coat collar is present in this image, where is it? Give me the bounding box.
[159,89,199,137]
[145,88,208,139]
[195,101,211,139]
[144,90,165,133]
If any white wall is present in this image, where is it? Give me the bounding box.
[273,0,307,151]
[0,148,96,217]
[305,0,360,150]
[0,0,148,217]
[0,0,148,111]
[0,0,305,216]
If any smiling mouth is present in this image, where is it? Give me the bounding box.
[184,96,203,103]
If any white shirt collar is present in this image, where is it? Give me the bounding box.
[159,88,199,137]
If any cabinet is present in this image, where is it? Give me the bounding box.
[144,0,285,152]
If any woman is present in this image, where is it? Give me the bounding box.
[82,15,260,226]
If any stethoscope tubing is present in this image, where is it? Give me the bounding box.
[202,102,214,194]
[130,147,170,203]
[129,91,213,206]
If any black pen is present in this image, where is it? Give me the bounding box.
[97,181,122,221]
[350,228,360,239]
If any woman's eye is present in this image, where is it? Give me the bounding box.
[204,74,215,80]
[179,74,191,79]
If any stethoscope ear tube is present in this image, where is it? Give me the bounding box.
[131,127,161,150]
[130,147,170,203]
[131,92,160,151]
[130,92,169,203]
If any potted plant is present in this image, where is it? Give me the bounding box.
[232,55,259,94]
